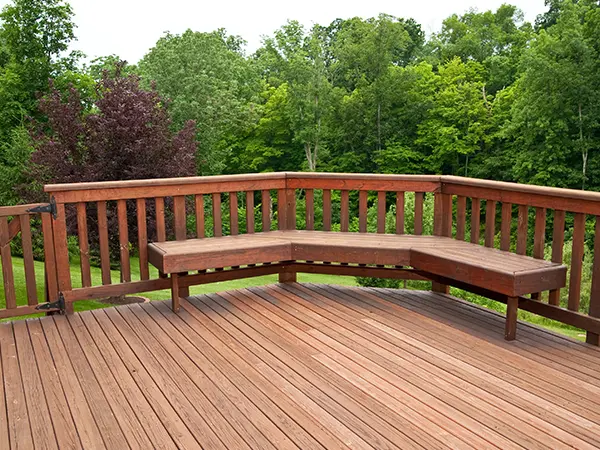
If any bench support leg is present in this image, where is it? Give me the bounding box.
[279,271,297,283]
[171,273,180,313]
[431,282,449,294]
[505,296,518,341]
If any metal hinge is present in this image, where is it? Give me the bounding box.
[26,197,57,219]
[35,292,65,313]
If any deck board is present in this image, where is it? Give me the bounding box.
[1,283,600,449]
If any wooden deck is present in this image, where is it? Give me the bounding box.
[2,283,600,449]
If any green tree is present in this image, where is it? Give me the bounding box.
[416,58,492,175]
[138,29,259,175]
[509,0,599,189]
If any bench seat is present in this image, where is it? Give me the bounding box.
[147,230,567,341]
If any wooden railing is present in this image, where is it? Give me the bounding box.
[0,203,59,318]
[1,172,599,345]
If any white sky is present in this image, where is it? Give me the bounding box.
[1,0,548,64]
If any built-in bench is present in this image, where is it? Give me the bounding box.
[148,230,567,341]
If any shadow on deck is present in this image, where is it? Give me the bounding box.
[1,283,600,449]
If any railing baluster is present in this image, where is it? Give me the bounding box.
[117,199,130,283]
[396,192,405,235]
[155,197,166,242]
[414,192,424,235]
[0,217,16,309]
[305,189,314,231]
[470,198,480,244]
[485,200,496,247]
[323,189,331,231]
[341,190,349,232]
[173,196,187,240]
[286,187,296,230]
[516,205,528,255]
[377,191,386,234]
[588,216,600,345]
[19,215,37,305]
[136,199,149,281]
[76,203,91,287]
[277,189,285,231]
[568,213,585,311]
[500,203,512,251]
[246,191,255,234]
[195,194,205,238]
[359,191,368,233]
[261,190,271,232]
[549,210,566,306]
[229,192,238,236]
[97,201,111,285]
[212,193,222,237]
[531,207,547,299]
[456,196,466,240]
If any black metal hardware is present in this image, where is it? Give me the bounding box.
[35,292,65,313]
[26,197,57,219]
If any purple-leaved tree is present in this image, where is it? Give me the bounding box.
[28,63,197,265]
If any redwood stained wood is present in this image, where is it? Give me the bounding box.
[305,189,314,231]
[517,205,528,255]
[414,192,424,235]
[97,200,111,285]
[195,195,205,238]
[173,195,187,240]
[531,208,546,300]
[261,190,271,232]
[286,188,296,231]
[212,193,222,237]
[377,191,386,234]
[359,191,368,233]
[76,203,92,287]
[4,285,600,448]
[588,216,600,345]
[117,199,131,283]
[155,197,166,241]
[500,203,512,252]
[396,192,405,235]
[41,212,59,300]
[246,191,255,234]
[230,192,239,235]
[569,213,586,311]
[19,215,38,304]
[137,198,149,281]
[277,189,285,231]
[323,189,332,231]
[52,202,72,292]
[485,200,496,248]
[470,198,480,244]
[549,210,566,306]
[456,196,466,241]
[0,218,16,309]
[341,190,349,232]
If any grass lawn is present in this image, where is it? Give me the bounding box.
[0,256,587,341]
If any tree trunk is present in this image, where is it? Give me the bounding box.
[377,102,382,151]
[579,102,587,190]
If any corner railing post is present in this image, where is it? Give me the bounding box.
[432,185,452,294]
[279,173,297,283]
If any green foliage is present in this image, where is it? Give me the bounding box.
[138,29,259,175]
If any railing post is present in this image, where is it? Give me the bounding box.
[50,198,73,314]
[279,176,297,283]
[587,216,600,345]
[432,189,452,294]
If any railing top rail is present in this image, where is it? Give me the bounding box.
[44,172,286,193]
[442,176,600,203]
[0,203,50,217]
